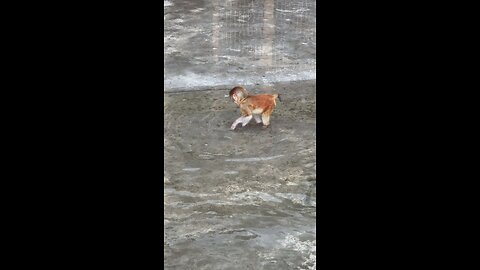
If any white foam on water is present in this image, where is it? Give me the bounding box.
[164,188,220,198]
[164,70,315,91]
[275,8,310,13]
[182,167,200,172]
[275,193,316,207]
[225,155,285,162]
[231,192,282,203]
[280,234,316,269]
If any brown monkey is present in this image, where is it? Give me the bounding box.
[229,86,281,130]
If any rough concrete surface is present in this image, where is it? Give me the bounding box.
[164,0,316,269]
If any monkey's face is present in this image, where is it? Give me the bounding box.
[230,93,241,106]
[229,86,248,106]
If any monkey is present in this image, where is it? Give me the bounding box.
[229,86,281,130]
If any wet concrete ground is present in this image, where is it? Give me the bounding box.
[164,0,316,269]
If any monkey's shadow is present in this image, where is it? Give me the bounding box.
[230,123,274,133]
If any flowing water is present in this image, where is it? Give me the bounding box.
[164,0,316,268]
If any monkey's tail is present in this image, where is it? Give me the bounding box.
[273,93,282,102]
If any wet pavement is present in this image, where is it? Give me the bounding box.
[164,0,316,269]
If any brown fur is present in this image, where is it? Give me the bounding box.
[229,86,280,130]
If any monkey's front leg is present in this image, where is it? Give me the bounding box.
[231,115,253,130]
[231,116,245,130]
[241,115,253,126]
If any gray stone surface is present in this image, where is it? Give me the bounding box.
[164,0,316,269]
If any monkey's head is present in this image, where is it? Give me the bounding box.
[229,86,249,105]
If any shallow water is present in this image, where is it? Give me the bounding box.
[164,0,316,92]
[164,189,316,269]
[164,81,316,269]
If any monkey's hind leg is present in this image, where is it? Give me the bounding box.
[261,111,272,128]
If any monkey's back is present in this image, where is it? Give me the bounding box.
[245,94,277,113]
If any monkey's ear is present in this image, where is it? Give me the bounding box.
[232,93,239,102]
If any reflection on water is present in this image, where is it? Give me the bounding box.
[261,0,275,67]
[164,0,316,90]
